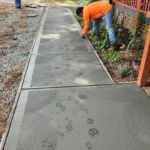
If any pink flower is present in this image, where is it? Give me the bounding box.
[141,2,144,6]
[133,61,139,71]
[132,4,137,8]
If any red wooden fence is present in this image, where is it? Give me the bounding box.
[113,0,150,13]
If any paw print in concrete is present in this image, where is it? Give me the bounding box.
[87,119,94,124]
[68,96,73,101]
[79,106,89,114]
[79,106,84,110]
[74,72,84,77]
[74,99,79,104]
[78,72,84,76]
[66,123,74,132]
[56,103,62,108]
[60,106,65,111]
[88,128,99,137]
[71,89,76,92]
[84,109,89,114]
[56,103,65,111]
[55,67,61,69]
[78,94,88,100]
[42,139,57,150]
[57,131,64,137]
[86,141,92,149]
[64,64,70,67]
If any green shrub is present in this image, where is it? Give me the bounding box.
[108,51,122,62]
[118,64,132,76]
[88,29,95,36]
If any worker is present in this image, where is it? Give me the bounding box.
[76,1,116,51]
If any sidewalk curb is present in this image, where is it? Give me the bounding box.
[0,7,46,150]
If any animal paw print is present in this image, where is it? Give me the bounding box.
[57,131,64,136]
[78,94,88,100]
[87,119,93,124]
[42,139,57,150]
[60,106,65,111]
[74,100,79,104]
[88,128,99,137]
[56,103,65,111]
[79,106,84,110]
[78,72,84,76]
[84,109,89,114]
[55,67,61,69]
[68,96,73,101]
[86,141,92,149]
[66,123,74,132]
[56,103,62,108]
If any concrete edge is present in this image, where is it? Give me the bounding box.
[3,91,29,150]
[68,8,114,83]
[1,8,46,150]
[22,8,48,88]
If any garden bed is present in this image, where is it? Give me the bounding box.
[71,8,149,83]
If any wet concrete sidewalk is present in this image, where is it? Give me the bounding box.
[4,8,150,150]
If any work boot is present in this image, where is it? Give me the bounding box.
[108,41,116,51]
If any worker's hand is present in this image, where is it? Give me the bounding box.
[81,35,86,39]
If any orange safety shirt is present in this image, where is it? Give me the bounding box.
[83,2,113,35]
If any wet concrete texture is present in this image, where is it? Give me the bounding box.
[38,35,93,54]
[4,7,150,150]
[4,84,150,150]
[30,54,111,87]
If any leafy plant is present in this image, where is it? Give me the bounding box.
[137,12,146,30]
[108,51,122,62]
[96,32,108,50]
[92,36,99,42]
[101,49,109,59]
[87,0,99,5]
[123,15,130,28]
[81,21,85,27]
[118,64,132,76]
[94,41,101,46]
[88,29,94,36]
[120,43,125,49]
[142,25,149,44]
[127,28,136,51]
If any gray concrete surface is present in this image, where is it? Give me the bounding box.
[4,84,150,150]
[23,7,111,88]
[4,7,150,150]
[30,53,111,87]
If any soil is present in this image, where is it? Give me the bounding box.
[77,19,149,83]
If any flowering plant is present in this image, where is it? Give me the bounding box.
[132,2,144,8]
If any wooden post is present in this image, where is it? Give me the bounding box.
[137,13,150,86]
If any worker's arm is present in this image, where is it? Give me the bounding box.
[82,13,90,35]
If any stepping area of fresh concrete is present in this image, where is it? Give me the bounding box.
[23,8,111,89]
[4,8,150,150]
[4,84,150,150]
